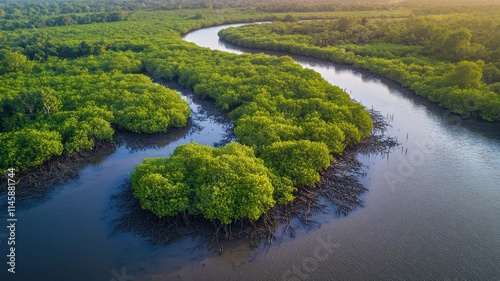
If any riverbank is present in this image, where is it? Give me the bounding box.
[0,18,498,281]
[178,22,500,281]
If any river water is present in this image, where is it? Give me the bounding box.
[2,23,500,281]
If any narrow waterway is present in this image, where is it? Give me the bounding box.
[1,22,499,281]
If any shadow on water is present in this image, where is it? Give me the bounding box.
[0,126,191,209]
[113,123,194,154]
[0,143,117,208]
[159,80,238,147]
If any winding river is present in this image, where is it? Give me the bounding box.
[2,23,500,281]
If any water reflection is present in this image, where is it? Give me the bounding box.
[0,144,117,208]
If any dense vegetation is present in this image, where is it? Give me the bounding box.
[3,0,496,225]
[0,0,378,171]
[0,1,372,224]
[219,7,500,121]
[131,143,277,224]
[0,48,192,169]
[139,26,372,220]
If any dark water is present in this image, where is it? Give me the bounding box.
[1,23,499,281]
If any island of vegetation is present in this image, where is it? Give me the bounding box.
[1,0,497,231]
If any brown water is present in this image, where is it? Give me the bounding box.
[1,23,499,281]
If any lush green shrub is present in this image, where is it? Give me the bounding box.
[0,129,63,171]
[131,143,276,224]
[260,140,331,187]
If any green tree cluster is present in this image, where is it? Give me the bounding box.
[0,129,63,169]
[0,48,190,171]
[145,49,372,153]
[131,143,276,224]
[134,28,373,223]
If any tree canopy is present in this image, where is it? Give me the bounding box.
[131,143,276,224]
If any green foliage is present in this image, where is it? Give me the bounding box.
[1,51,33,74]
[0,2,384,222]
[283,14,299,22]
[0,129,63,171]
[0,53,190,170]
[219,13,500,121]
[489,82,500,94]
[9,88,61,116]
[131,143,276,224]
[430,27,473,62]
[145,46,372,155]
[260,140,331,187]
[483,63,500,84]
[131,157,192,217]
[443,61,483,89]
[3,0,497,227]
[47,106,115,154]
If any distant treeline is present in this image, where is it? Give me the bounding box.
[403,0,500,6]
[257,2,394,13]
[0,11,127,30]
[0,0,204,18]
[4,0,498,31]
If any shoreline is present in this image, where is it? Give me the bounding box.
[0,78,209,205]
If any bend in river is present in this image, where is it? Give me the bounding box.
[1,23,499,281]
